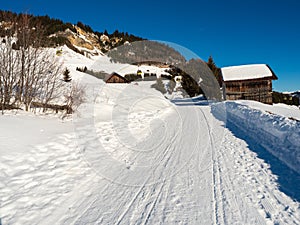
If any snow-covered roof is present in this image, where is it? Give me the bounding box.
[221,64,277,82]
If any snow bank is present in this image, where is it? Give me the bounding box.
[211,101,300,173]
[235,100,300,121]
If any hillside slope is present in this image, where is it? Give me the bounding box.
[0,10,144,56]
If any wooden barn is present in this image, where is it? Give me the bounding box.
[105,72,129,83]
[221,64,278,104]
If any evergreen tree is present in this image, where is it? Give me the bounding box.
[63,68,72,82]
[77,21,83,26]
[113,29,119,37]
[207,56,223,87]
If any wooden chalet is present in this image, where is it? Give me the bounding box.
[221,64,278,104]
[105,72,129,83]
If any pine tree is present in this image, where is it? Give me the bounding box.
[113,29,119,37]
[63,68,72,82]
[207,56,223,87]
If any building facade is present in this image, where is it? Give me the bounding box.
[221,64,278,104]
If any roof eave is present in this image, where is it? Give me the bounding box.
[265,64,278,80]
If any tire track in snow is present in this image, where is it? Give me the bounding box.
[65,99,300,225]
[157,110,199,224]
[133,125,182,224]
[191,110,216,223]
[114,116,182,224]
[202,107,285,225]
[202,107,270,225]
[159,172,174,224]
[199,107,225,225]
[115,106,203,224]
[149,110,201,224]
[141,179,166,225]
[70,114,181,225]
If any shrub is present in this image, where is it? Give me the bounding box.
[151,78,167,94]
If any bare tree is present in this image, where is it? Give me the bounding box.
[37,55,64,112]
[63,81,86,117]
[17,46,64,111]
[0,18,20,113]
[0,13,66,113]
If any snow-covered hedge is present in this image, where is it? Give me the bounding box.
[211,102,300,173]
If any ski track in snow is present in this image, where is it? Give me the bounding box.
[1,81,300,223]
[0,90,300,224]
[0,92,300,224]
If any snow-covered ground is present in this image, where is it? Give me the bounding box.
[212,101,300,173]
[0,47,299,225]
[235,100,300,120]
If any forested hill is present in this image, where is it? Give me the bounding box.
[0,10,144,54]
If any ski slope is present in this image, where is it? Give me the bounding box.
[0,48,299,224]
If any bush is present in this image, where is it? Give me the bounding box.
[76,66,87,72]
[151,78,167,94]
[49,36,68,47]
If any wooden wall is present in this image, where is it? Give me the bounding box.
[106,75,128,83]
[224,79,273,104]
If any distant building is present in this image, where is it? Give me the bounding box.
[133,61,170,68]
[221,64,278,104]
[105,72,129,83]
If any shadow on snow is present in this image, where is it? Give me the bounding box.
[170,97,300,202]
[170,95,211,106]
[211,104,300,203]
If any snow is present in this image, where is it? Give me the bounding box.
[212,101,300,173]
[235,100,300,120]
[221,64,275,81]
[0,111,72,154]
[56,45,169,79]
[113,64,169,78]
[0,46,299,225]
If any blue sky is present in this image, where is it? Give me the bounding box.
[1,0,299,91]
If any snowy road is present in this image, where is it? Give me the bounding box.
[49,83,300,225]
[1,82,299,225]
[63,108,299,224]
[61,105,216,224]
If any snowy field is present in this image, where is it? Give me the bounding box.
[0,47,300,224]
